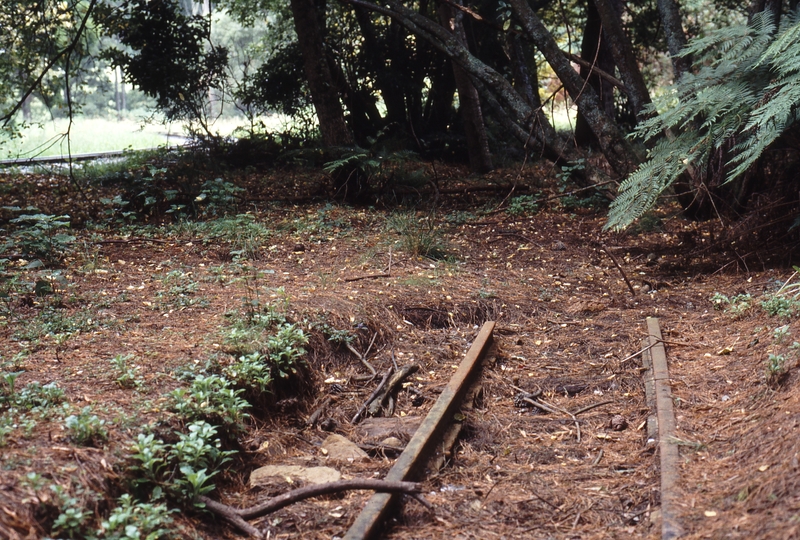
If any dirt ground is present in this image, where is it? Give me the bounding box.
[1,163,799,539]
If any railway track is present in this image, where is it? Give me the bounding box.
[206,318,684,539]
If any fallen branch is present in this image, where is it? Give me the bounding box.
[352,367,394,424]
[599,244,636,297]
[572,400,614,416]
[367,364,420,417]
[200,497,264,538]
[201,479,422,523]
[345,334,378,378]
[344,273,391,282]
[306,396,335,427]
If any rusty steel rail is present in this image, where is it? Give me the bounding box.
[646,317,683,540]
[0,146,182,167]
[343,321,496,540]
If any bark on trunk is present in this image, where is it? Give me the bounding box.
[290,0,353,147]
[656,0,691,81]
[354,8,406,128]
[348,0,560,158]
[509,0,642,176]
[591,0,650,116]
[575,0,616,146]
[438,1,493,173]
[508,34,541,110]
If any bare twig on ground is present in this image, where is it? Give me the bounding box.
[345,339,377,378]
[202,479,422,522]
[306,396,335,427]
[367,364,420,417]
[199,497,263,538]
[344,273,391,282]
[599,245,636,297]
[352,367,394,424]
[572,400,614,416]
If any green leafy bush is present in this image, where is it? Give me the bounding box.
[3,213,75,265]
[170,374,250,433]
[129,421,235,506]
[99,494,175,540]
[65,406,108,446]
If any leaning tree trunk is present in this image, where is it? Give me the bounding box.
[509,0,642,177]
[592,0,651,117]
[508,34,541,110]
[290,0,353,147]
[575,0,616,147]
[346,0,621,193]
[437,1,493,173]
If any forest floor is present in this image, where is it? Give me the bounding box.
[1,160,799,539]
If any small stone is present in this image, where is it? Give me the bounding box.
[380,437,404,448]
[321,433,369,462]
[552,240,567,251]
[610,415,628,431]
[250,465,341,489]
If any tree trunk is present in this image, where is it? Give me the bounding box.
[656,0,691,81]
[575,0,616,146]
[508,34,541,110]
[509,0,642,176]
[591,0,650,116]
[290,0,353,147]
[438,1,493,173]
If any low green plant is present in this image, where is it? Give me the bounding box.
[155,270,206,309]
[13,381,65,410]
[224,352,273,394]
[267,323,308,379]
[762,295,797,318]
[506,195,540,216]
[129,421,235,507]
[710,292,753,318]
[111,354,144,389]
[65,406,108,446]
[170,374,250,433]
[99,494,175,540]
[207,214,273,260]
[2,212,75,266]
[773,325,791,344]
[50,485,91,539]
[195,178,244,217]
[766,353,788,387]
[387,212,448,260]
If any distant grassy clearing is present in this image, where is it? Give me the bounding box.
[1,115,290,159]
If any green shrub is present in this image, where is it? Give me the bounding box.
[2,213,75,266]
[170,374,250,433]
[99,494,175,540]
[65,406,108,446]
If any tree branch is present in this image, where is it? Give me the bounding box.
[1,0,98,127]
[200,479,422,522]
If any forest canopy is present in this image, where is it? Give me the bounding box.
[2,0,800,229]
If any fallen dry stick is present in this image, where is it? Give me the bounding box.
[200,479,422,537]
[352,366,394,424]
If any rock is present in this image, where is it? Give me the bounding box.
[380,436,404,448]
[355,416,422,443]
[250,465,341,489]
[321,433,369,462]
[610,415,628,431]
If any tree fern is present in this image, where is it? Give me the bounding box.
[607,10,800,230]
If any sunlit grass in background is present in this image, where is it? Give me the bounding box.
[0,115,290,159]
